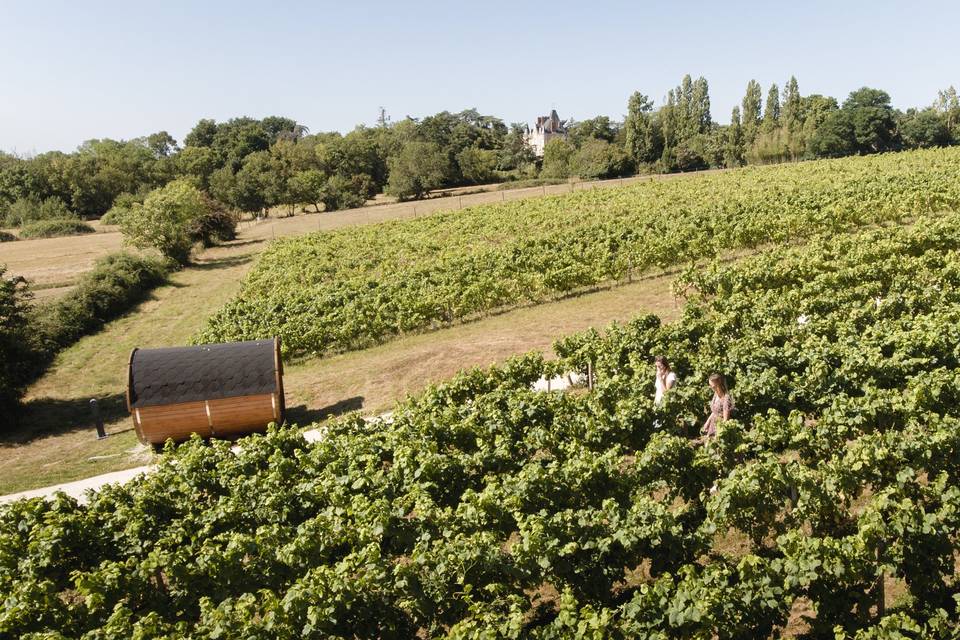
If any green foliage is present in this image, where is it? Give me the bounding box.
[189,195,239,247]
[899,109,952,149]
[8,209,960,636]
[540,138,575,179]
[0,267,39,426]
[197,148,960,358]
[30,253,169,356]
[456,147,498,184]
[98,192,142,225]
[120,180,208,264]
[572,139,630,180]
[2,195,77,227]
[385,141,449,201]
[18,219,95,239]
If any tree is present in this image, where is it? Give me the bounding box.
[724,107,745,167]
[899,109,952,149]
[844,87,898,153]
[572,139,629,179]
[567,116,618,147]
[0,267,39,427]
[935,86,959,140]
[781,76,802,134]
[498,123,536,172]
[385,141,449,201]
[184,119,218,148]
[321,174,371,211]
[120,180,208,264]
[763,83,781,133]
[624,92,659,167]
[540,138,575,179]
[288,170,327,212]
[145,131,178,158]
[456,147,497,184]
[809,109,856,157]
[741,80,763,144]
[233,151,282,214]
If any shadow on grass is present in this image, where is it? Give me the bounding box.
[190,254,255,271]
[3,392,129,445]
[285,396,364,426]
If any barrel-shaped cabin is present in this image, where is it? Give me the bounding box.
[127,338,285,446]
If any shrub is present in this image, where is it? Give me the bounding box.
[2,196,77,227]
[120,180,208,264]
[99,192,143,225]
[0,267,40,427]
[0,231,15,242]
[190,194,239,247]
[31,253,170,355]
[18,219,95,239]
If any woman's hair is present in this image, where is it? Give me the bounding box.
[708,373,728,395]
[654,355,670,370]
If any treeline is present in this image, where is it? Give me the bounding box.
[543,78,960,177]
[1,80,958,226]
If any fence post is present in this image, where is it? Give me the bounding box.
[542,185,546,196]
[90,399,107,439]
[501,191,505,202]
[459,196,463,209]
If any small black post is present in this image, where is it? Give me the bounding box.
[90,399,107,439]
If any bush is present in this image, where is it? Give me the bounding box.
[191,194,239,247]
[99,192,143,225]
[0,267,40,427]
[120,180,208,264]
[0,231,15,242]
[2,196,77,227]
[18,219,95,239]
[573,139,631,180]
[31,253,170,355]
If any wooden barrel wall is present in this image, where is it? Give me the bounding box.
[127,338,284,445]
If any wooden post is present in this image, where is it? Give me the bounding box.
[459,196,463,209]
[90,399,107,439]
[501,191,505,202]
[542,185,546,196]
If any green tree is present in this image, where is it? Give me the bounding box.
[540,137,575,179]
[781,76,802,134]
[385,141,449,200]
[741,80,763,144]
[456,147,497,184]
[572,139,629,179]
[899,109,951,149]
[497,123,537,172]
[0,267,39,427]
[763,83,781,133]
[724,107,745,167]
[844,87,899,153]
[120,180,208,264]
[624,92,659,167]
[935,86,959,140]
[288,170,327,212]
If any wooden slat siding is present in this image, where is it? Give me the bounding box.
[207,394,276,436]
[137,401,212,444]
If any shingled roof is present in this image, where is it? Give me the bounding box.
[129,339,279,408]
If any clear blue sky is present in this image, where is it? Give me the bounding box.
[1,0,956,154]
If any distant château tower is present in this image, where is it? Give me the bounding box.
[524,109,568,156]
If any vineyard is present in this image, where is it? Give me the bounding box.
[195,148,960,357]
[4,211,960,637]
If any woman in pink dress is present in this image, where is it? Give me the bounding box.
[702,373,733,438]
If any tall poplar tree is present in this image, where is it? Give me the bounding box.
[724,106,745,167]
[763,83,781,132]
[741,80,763,144]
[624,92,657,165]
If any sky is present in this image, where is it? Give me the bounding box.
[1,0,957,154]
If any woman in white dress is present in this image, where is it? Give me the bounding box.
[654,356,677,406]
